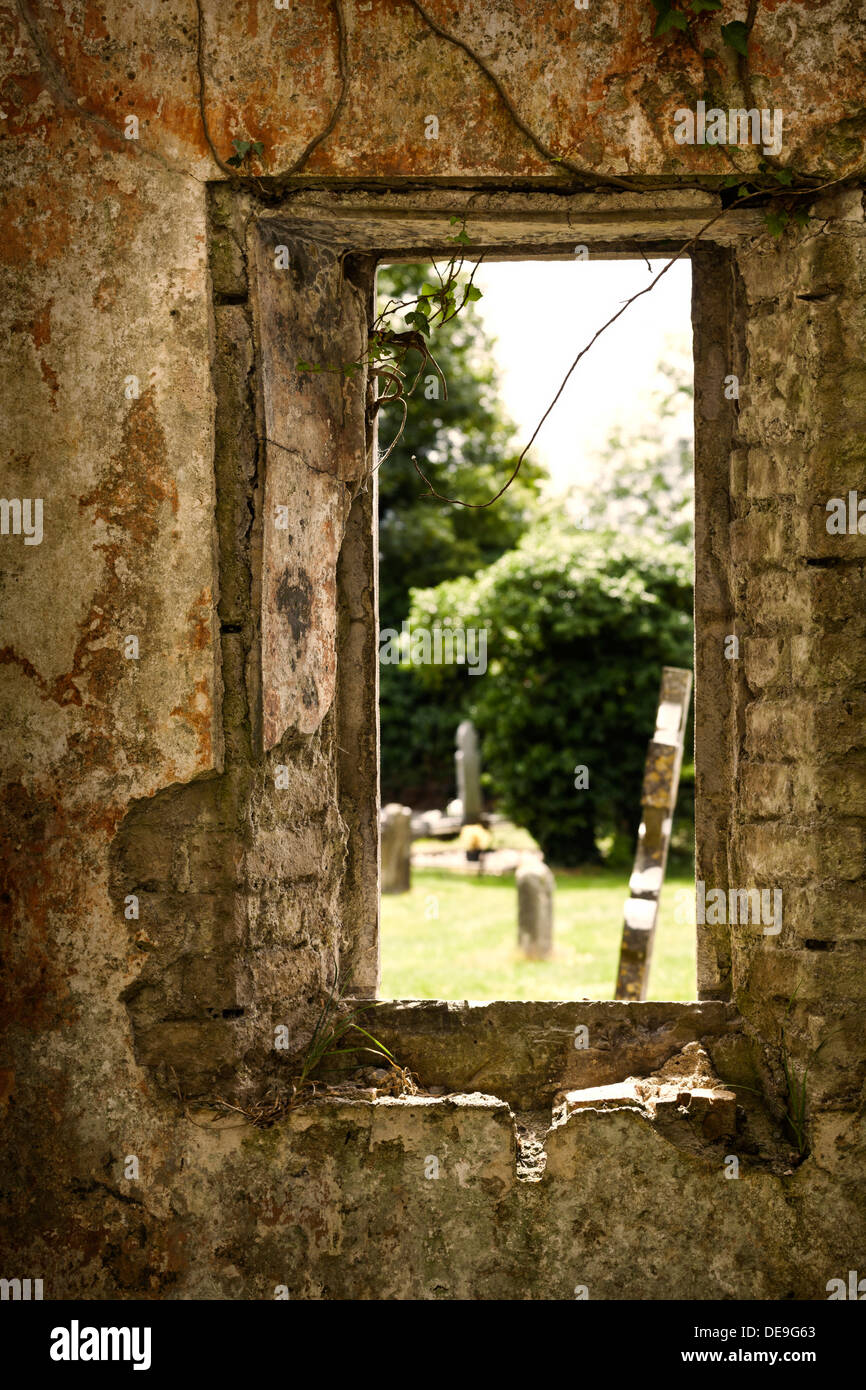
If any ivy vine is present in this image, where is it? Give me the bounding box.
[298,216,483,468]
[230,4,849,511]
[652,0,748,56]
[225,137,266,171]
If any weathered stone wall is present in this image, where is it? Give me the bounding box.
[729,194,866,1162]
[1,1,865,1299]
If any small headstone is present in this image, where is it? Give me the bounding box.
[455,720,482,825]
[381,803,412,894]
[516,859,554,959]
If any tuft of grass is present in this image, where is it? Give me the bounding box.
[203,969,406,1128]
[297,966,396,1088]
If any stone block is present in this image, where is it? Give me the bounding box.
[740,763,793,817]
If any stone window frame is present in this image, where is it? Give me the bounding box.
[249,187,758,1010]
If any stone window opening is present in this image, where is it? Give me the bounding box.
[112,188,760,1161]
[375,252,697,1006]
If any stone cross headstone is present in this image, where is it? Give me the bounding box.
[516,859,554,959]
[614,666,692,1001]
[455,719,482,826]
[380,803,412,894]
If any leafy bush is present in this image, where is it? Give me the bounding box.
[379,659,471,808]
[406,520,694,866]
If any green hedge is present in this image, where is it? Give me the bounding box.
[404,521,694,865]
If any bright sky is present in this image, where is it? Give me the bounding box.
[472,258,693,497]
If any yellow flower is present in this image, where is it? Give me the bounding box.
[458,823,492,852]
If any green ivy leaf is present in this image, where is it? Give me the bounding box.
[721,20,749,55]
[464,285,483,302]
[650,0,672,12]
[772,168,794,185]
[405,311,431,336]
[793,208,809,228]
[226,155,243,167]
[721,174,740,188]
[689,0,722,13]
[765,209,789,237]
[655,9,688,34]
[251,141,265,158]
[232,139,251,157]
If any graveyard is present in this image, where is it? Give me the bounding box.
[380,865,698,1002]
[380,663,695,1002]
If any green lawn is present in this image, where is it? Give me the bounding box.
[380,865,697,1002]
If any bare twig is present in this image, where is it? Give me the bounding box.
[15,0,202,184]
[411,176,858,509]
[195,0,348,185]
[283,0,349,177]
[405,0,642,192]
[194,0,237,178]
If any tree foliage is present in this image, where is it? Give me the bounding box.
[406,520,694,865]
[577,360,694,545]
[376,262,545,630]
[376,262,544,805]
